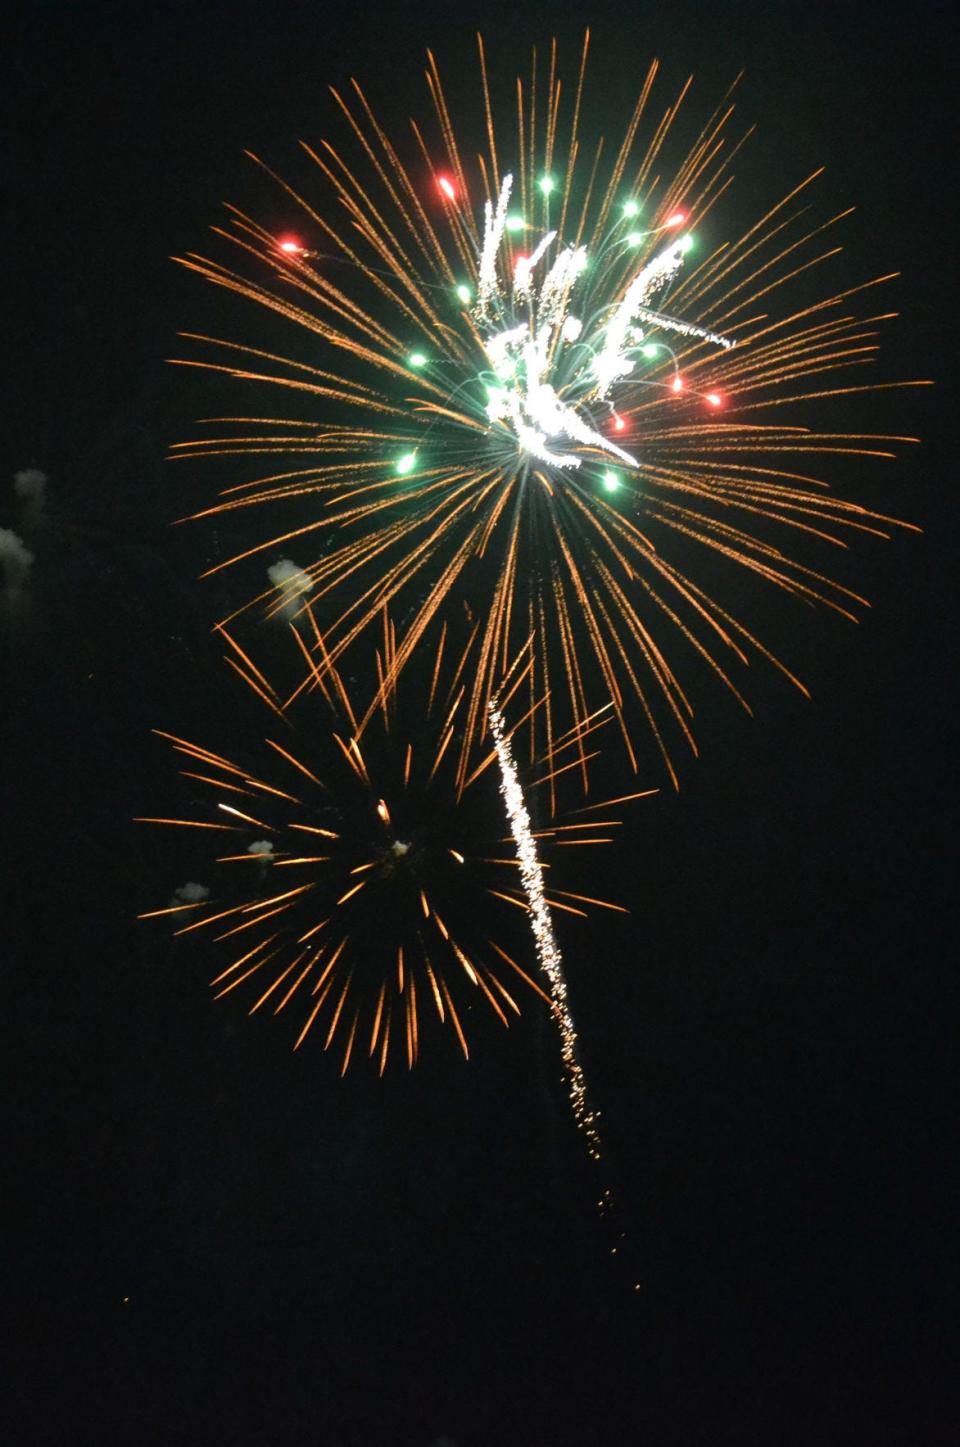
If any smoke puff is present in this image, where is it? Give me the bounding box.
[0,528,34,590]
[171,881,210,907]
[13,468,48,508]
[267,557,314,620]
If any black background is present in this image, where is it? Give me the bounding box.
[5,2,955,1443]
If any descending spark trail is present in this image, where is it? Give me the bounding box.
[488,699,609,1199]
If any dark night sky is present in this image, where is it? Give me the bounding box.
[5,2,955,1443]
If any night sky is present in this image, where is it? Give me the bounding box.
[6,2,955,1443]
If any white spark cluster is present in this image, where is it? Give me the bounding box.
[473,175,732,473]
[477,178,514,317]
[488,700,606,1167]
[591,243,732,395]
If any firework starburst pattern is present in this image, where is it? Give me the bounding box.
[172,30,923,788]
[140,621,647,1076]
[143,23,921,1205]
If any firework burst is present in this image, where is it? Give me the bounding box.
[138,620,650,1073]
[171,32,926,786]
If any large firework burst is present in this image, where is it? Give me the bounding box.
[171,32,925,786]
[138,620,648,1074]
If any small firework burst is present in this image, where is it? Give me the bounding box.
[138,620,650,1073]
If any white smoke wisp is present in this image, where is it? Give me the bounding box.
[266,558,314,620]
[13,468,48,512]
[170,881,210,908]
[488,699,608,1188]
[0,527,35,607]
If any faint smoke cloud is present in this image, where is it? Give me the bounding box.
[0,527,34,604]
[267,557,314,620]
[13,468,48,511]
[170,881,210,908]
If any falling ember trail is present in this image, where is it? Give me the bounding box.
[488,699,612,1215]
